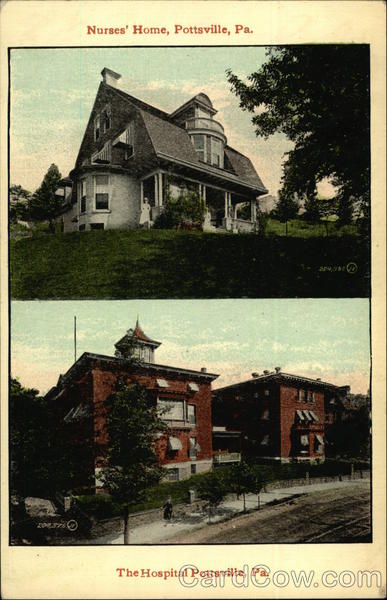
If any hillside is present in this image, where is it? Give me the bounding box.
[10,229,370,299]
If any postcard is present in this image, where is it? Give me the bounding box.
[1,1,386,598]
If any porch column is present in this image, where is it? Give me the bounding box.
[224,191,230,217]
[140,180,144,210]
[199,184,206,207]
[154,174,159,205]
[158,172,163,206]
[251,199,256,222]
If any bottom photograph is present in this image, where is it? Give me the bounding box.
[10,299,371,545]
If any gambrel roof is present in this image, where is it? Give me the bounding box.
[75,79,268,194]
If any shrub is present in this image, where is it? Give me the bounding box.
[153,189,205,229]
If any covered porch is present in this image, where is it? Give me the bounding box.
[212,427,242,465]
[139,168,259,233]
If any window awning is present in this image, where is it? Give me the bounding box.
[156,378,169,388]
[303,410,313,421]
[300,434,309,447]
[309,410,319,422]
[168,437,182,451]
[296,410,305,421]
[315,434,324,445]
[188,382,199,392]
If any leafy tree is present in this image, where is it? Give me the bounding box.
[337,194,354,226]
[273,189,299,235]
[9,378,90,502]
[227,45,370,226]
[318,198,339,235]
[100,382,165,544]
[29,163,62,232]
[256,209,269,237]
[9,185,31,223]
[230,462,263,512]
[153,188,206,229]
[197,470,228,522]
[325,404,370,459]
[303,195,320,224]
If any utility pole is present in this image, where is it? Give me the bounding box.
[74,316,77,363]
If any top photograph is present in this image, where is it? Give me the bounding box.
[9,45,370,299]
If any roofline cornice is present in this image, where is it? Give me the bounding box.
[49,352,219,396]
[156,152,267,193]
[214,371,348,393]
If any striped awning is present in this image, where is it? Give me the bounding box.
[296,410,305,421]
[168,436,182,451]
[315,434,324,445]
[303,410,313,421]
[309,410,319,422]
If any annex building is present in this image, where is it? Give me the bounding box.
[45,321,218,490]
[56,67,267,233]
[212,368,350,463]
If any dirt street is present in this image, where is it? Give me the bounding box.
[166,482,371,544]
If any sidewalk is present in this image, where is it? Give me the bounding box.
[77,478,369,545]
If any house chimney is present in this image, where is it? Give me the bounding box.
[201,367,207,373]
[275,366,281,373]
[316,377,321,381]
[251,372,259,378]
[263,370,270,375]
[101,68,122,88]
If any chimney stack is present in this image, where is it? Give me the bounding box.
[263,369,270,375]
[316,377,321,381]
[275,366,281,373]
[251,372,259,378]
[201,367,207,373]
[101,68,122,88]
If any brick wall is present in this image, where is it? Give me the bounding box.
[91,365,213,468]
[280,384,325,460]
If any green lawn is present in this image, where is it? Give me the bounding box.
[265,218,359,238]
[10,225,370,299]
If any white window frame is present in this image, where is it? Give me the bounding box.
[157,398,185,422]
[191,134,206,161]
[79,178,87,214]
[211,137,223,167]
[187,404,196,424]
[94,174,110,211]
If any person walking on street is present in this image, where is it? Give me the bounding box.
[163,497,173,521]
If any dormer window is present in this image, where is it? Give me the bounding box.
[102,105,111,133]
[94,115,100,141]
[94,105,111,141]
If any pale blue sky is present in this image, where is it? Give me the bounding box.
[10,46,293,195]
[11,299,370,395]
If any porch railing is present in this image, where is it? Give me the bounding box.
[213,452,241,463]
